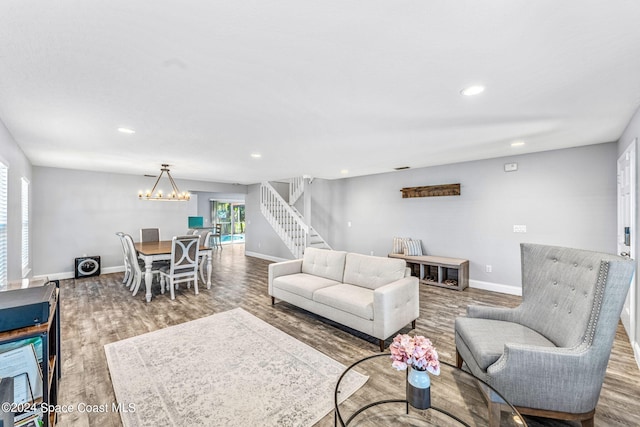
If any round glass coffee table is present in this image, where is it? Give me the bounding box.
[334,353,527,427]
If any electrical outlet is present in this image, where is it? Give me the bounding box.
[485,265,492,273]
[513,225,527,233]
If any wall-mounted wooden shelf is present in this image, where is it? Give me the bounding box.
[400,183,460,198]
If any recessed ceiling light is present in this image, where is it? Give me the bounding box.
[118,127,135,134]
[511,141,526,147]
[250,153,262,158]
[340,169,349,174]
[460,85,485,96]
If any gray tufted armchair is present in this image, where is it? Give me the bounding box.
[455,243,635,427]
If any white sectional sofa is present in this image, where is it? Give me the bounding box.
[268,247,420,351]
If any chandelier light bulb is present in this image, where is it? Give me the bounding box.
[138,164,191,201]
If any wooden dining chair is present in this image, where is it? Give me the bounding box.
[122,233,162,296]
[197,231,213,283]
[211,224,222,249]
[140,228,160,243]
[116,232,132,286]
[158,235,200,300]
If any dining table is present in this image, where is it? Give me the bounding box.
[134,240,213,302]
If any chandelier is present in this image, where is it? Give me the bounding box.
[138,164,191,201]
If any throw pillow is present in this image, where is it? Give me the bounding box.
[403,239,423,256]
[392,237,410,254]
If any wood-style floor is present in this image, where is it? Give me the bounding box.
[57,244,640,427]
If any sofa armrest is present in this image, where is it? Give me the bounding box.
[372,276,420,341]
[268,259,303,296]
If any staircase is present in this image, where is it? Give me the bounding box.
[260,179,331,258]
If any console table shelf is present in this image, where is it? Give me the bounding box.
[0,280,60,427]
[389,254,469,291]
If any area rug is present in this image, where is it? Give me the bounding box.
[104,308,368,427]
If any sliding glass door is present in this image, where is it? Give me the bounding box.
[211,201,245,244]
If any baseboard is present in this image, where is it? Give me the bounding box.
[245,251,290,263]
[469,279,522,296]
[33,265,125,281]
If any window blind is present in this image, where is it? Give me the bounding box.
[0,164,8,287]
[21,177,29,277]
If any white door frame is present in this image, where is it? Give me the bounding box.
[618,138,638,367]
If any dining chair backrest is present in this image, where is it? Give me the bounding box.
[116,231,127,261]
[210,223,222,248]
[122,234,142,276]
[116,232,131,284]
[169,235,200,275]
[140,228,160,243]
[199,231,213,249]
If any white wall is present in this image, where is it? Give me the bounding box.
[246,143,617,294]
[617,105,640,366]
[32,167,247,278]
[0,120,33,282]
[331,143,617,292]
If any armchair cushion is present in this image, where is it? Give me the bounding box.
[455,318,555,370]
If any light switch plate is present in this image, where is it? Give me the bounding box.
[513,225,527,233]
[504,162,518,172]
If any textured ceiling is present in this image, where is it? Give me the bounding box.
[1,1,640,184]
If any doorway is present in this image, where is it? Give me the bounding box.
[618,139,637,364]
[211,201,245,244]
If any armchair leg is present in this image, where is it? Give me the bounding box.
[456,348,463,368]
[411,319,416,329]
[379,339,385,352]
[580,416,594,427]
[488,400,501,427]
[271,296,275,305]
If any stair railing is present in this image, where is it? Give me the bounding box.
[289,176,305,205]
[260,182,308,258]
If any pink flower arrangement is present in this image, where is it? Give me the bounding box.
[389,333,440,375]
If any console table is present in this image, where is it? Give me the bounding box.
[0,279,60,427]
[389,254,469,291]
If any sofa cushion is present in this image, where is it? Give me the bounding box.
[343,253,407,290]
[455,317,556,371]
[312,284,374,320]
[273,273,341,300]
[301,248,348,283]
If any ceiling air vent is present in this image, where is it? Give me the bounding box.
[394,166,410,170]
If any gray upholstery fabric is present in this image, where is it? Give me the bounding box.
[455,318,555,370]
[140,228,160,242]
[455,243,635,415]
